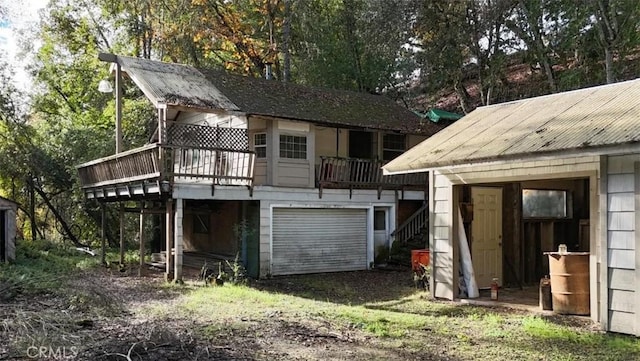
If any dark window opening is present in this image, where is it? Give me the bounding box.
[374,210,386,231]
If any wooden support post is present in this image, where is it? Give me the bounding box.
[119,202,125,265]
[174,198,183,282]
[139,202,145,276]
[101,203,106,266]
[165,199,173,281]
[115,62,123,154]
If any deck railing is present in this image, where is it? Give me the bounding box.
[77,144,255,189]
[317,156,427,190]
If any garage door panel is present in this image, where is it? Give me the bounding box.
[272,208,368,275]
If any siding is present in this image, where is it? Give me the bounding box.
[431,171,455,299]
[606,154,640,335]
[276,160,312,187]
[0,200,17,262]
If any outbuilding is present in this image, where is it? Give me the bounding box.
[0,196,17,262]
[384,78,640,335]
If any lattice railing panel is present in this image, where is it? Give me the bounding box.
[165,122,249,151]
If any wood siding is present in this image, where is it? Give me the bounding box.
[271,208,367,275]
[0,199,17,262]
[431,171,455,299]
[599,154,640,336]
[606,155,638,335]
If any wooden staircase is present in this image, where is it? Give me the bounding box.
[392,204,429,245]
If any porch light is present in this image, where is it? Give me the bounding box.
[98,79,113,93]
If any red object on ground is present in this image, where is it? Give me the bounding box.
[411,249,430,271]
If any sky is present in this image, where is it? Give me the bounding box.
[0,0,48,91]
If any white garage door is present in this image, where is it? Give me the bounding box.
[272,208,368,275]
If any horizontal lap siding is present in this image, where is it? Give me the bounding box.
[272,208,367,275]
[432,172,454,299]
[607,155,639,335]
[276,161,311,187]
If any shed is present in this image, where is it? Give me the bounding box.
[0,196,17,262]
[384,78,640,336]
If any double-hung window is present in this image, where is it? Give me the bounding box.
[254,133,267,158]
[279,134,307,159]
[382,134,406,161]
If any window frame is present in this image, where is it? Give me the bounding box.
[253,132,267,159]
[382,133,406,162]
[279,134,307,160]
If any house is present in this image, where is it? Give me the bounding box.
[383,78,640,336]
[77,54,443,281]
[0,196,17,262]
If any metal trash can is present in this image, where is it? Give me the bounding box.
[545,252,590,315]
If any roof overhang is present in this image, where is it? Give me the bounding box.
[383,141,640,175]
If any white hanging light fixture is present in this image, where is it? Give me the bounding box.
[98,79,113,93]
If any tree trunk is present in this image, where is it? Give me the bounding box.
[29,177,37,241]
[282,0,292,83]
[454,80,472,114]
[604,46,615,84]
[27,179,87,248]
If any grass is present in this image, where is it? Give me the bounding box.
[141,279,640,361]
[3,241,640,360]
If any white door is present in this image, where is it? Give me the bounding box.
[471,187,503,288]
[272,208,368,275]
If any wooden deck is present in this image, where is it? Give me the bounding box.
[77,144,256,199]
[317,156,427,195]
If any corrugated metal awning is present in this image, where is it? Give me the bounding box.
[384,78,640,174]
[118,56,240,111]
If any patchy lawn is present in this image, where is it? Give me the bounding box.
[1,249,639,360]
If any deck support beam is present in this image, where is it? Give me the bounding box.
[174,198,184,282]
[101,203,106,266]
[138,202,145,276]
[165,199,174,281]
[119,203,125,265]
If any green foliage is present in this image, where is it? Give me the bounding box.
[0,239,101,298]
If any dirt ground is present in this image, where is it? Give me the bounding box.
[0,266,603,361]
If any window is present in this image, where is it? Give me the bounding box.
[254,133,267,158]
[193,214,209,234]
[522,189,571,218]
[383,134,406,161]
[279,134,307,159]
[374,210,386,231]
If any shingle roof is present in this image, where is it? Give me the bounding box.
[115,55,442,135]
[384,78,640,174]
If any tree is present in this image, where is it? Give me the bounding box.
[589,0,640,83]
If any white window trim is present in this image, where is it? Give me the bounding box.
[254,132,267,159]
[279,133,307,160]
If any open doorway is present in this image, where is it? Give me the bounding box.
[460,177,591,307]
[348,130,373,159]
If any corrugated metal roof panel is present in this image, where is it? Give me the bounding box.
[384,78,640,173]
[118,56,239,111]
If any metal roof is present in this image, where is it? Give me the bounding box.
[111,55,442,135]
[383,78,640,174]
[118,56,240,111]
